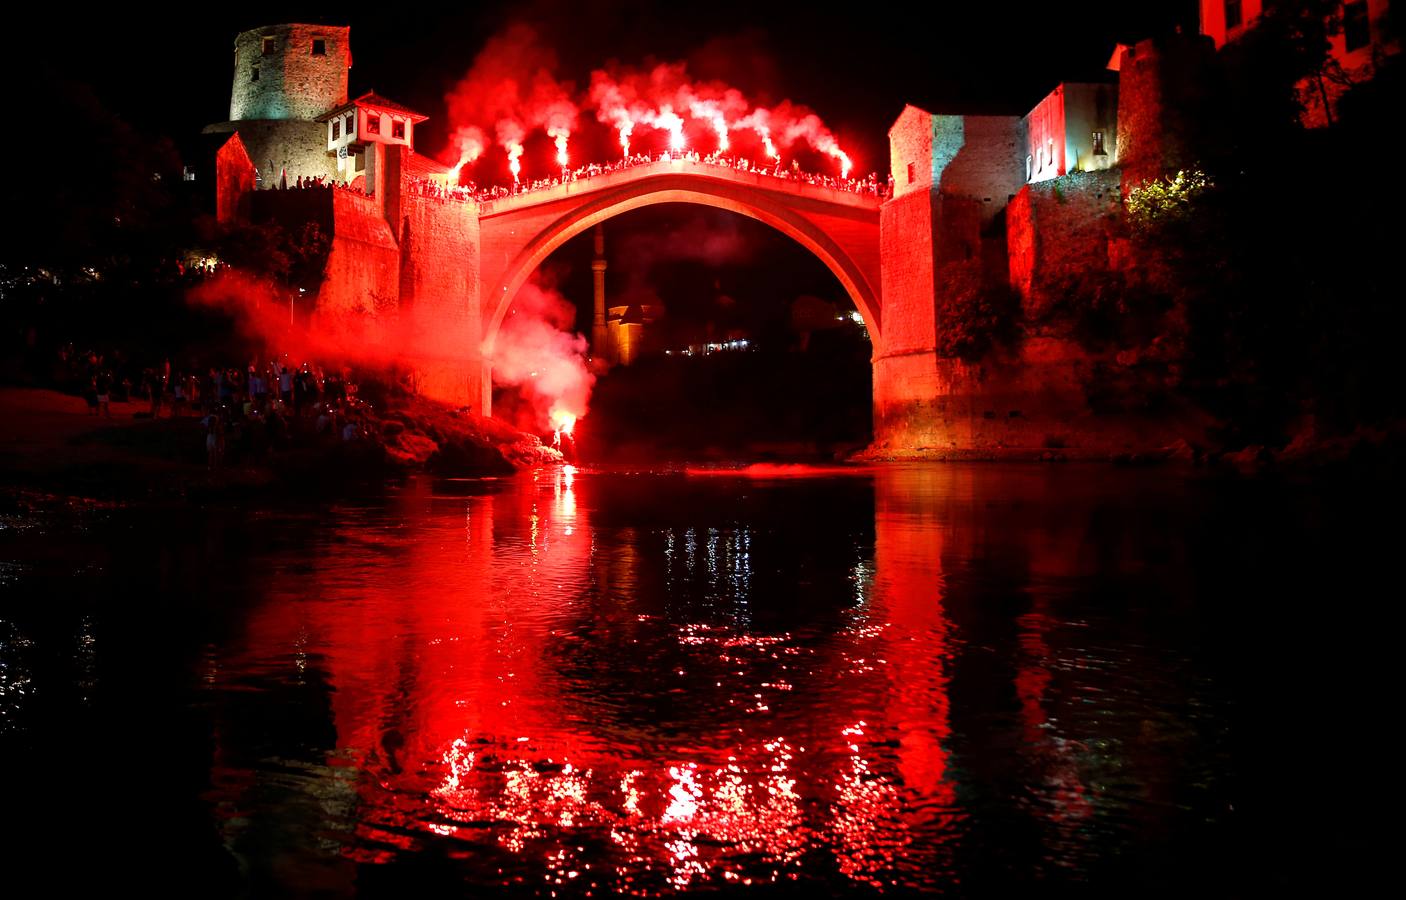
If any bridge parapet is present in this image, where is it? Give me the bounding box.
[477,158,884,217]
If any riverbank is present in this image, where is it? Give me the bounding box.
[854,424,1406,469]
[0,387,562,504]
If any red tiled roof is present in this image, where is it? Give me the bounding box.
[317,91,428,122]
[354,91,428,121]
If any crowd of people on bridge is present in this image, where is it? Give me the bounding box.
[265,150,897,207]
[405,150,894,205]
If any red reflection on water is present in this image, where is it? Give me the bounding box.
[1016,608,1092,825]
[684,463,872,478]
[209,467,960,892]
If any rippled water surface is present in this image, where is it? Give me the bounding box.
[0,465,1390,896]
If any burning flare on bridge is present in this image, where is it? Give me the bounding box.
[444,28,856,187]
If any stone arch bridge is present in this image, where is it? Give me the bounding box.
[234,108,1094,453]
[476,159,884,363]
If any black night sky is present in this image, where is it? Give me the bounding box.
[22,2,1196,156]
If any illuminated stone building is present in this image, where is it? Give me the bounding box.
[205,24,353,186]
[1023,83,1118,184]
[587,223,657,367]
[318,92,428,185]
[606,301,659,366]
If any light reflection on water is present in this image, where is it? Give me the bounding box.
[3,463,1381,895]
[196,465,1151,894]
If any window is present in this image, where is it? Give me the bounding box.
[345,115,354,136]
[1344,2,1370,52]
[367,115,380,135]
[1046,138,1056,170]
[251,66,260,82]
[312,38,326,56]
[332,119,340,140]
[1026,155,1033,181]
[906,161,916,184]
[1092,131,1107,155]
[1225,0,1242,30]
[392,119,405,139]
[261,36,276,55]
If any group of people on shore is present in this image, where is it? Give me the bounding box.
[185,358,371,470]
[56,343,375,471]
[55,345,126,418]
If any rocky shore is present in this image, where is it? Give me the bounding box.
[0,387,563,504]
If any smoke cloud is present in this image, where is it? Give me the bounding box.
[442,24,579,183]
[442,27,858,184]
[487,279,594,434]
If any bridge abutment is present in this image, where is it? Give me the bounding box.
[873,107,1034,453]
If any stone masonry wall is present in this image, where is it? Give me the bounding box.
[206,120,338,186]
[1115,34,1216,192]
[230,24,351,122]
[1006,169,1122,321]
[398,191,484,408]
[316,189,400,344]
[214,134,256,224]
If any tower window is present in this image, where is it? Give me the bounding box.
[251,66,260,82]
[332,119,340,140]
[1092,131,1107,155]
[367,115,380,135]
[906,161,916,184]
[1224,0,1242,30]
[312,39,326,56]
[261,36,276,55]
[1344,2,1370,52]
[392,120,405,139]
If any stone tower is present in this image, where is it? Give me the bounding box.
[229,24,351,121]
[591,225,610,362]
[206,23,351,186]
[1114,34,1216,192]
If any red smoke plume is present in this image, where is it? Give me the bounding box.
[487,280,594,435]
[442,24,579,183]
[444,30,856,181]
[185,269,408,369]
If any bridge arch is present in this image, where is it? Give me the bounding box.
[479,172,883,356]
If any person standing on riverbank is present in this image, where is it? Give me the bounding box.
[202,410,225,470]
[95,370,112,418]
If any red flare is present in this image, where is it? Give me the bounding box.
[448,126,486,186]
[646,104,687,153]
[549,127,570,168]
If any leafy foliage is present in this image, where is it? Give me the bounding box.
[1124,168,1213,233]
[934,267,1019,362]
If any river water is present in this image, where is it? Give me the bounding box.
[0,464,1389,896]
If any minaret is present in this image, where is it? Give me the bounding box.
[591,224,610,362]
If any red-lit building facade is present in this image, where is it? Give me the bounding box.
[1199,0,1400,126]
[1023,83,1119,184]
